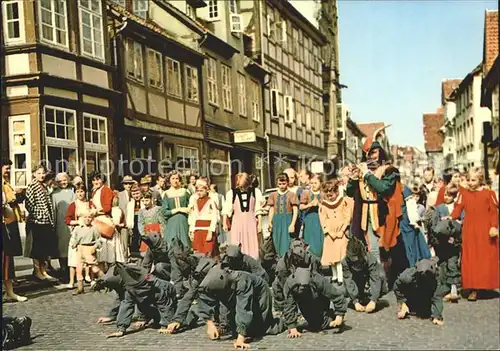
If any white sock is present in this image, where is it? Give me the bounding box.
[451,284,457,296]
[336,263,343,283]
[331,265,338,281]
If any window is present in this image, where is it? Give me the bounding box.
[238,73,247,116]
[229,0,237,14]
[298,31,304,62]
[43,105,78,175]
[314,96,321,131]
[126,39,143,82]
[230,14,243,33]
[79,0,104,60]
[166,58,181,97]
[295,87,302,126]
[251,80,260,122]
[292,27,299,58]
[304,38,309,67]
[271,89,279,119]
[267,9,275,41]
[305,93,311,129]
[278,19,287,49]
[185,65,199,103]
[208,0,219,20]
[8,115,31,187]
[147,49,163,89]
[39,0,68,47]
[111,0,125,6]
[222,65,233,111]
[176,146,199,174]
[3,1,25,44]
[283,79,293,123]
[83,114,109,182]
[207,57,218,105]
[133,0,148,18]
[186,2,196,19]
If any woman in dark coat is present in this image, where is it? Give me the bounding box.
[24,164,57,281]
[2,159,27,301]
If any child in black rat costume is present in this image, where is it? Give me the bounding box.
[342,237,388,313]
[283,267,346,338]
[221,244,269,283]
[394,257,445,326]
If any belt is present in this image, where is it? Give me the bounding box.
[362,199,378,204]
[80,243,96,246]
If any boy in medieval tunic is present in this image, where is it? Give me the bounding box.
[284,267,346,338]
[342,237,388,313]
[106,263,178,338]
[197,266,285,349]
[165,257,219,334]
[221,244,269,283]
[189,179,219,257]
[268,173,299,257]
[394,257,445,326]
[273,239,321,313]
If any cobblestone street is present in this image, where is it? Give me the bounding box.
[3,290,499,350]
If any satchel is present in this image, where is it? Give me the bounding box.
[93,216,115,239]
[2,316,32,350]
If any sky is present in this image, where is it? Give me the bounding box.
[292,0,498,148]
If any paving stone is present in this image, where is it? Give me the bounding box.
[3,291,499,350]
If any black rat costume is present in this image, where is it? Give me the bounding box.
[197,266,285,341]
[342,237,388,309]
[282,267,347,333]
[221,244,269,283]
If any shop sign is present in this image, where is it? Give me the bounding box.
[234,131,256,144]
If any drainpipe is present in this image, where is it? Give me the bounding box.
[265,132,271,189]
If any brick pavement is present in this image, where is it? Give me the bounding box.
[3,290,499,350]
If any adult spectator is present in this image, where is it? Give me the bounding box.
[152,174,168,202]
[25,164,56,281]
[2,159,27,301]
[434,168,460,206]
[422,167,436,194]
[51,172,75,282]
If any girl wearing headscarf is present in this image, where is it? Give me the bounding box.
[51,172,75,281]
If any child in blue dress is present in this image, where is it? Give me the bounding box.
[300,174,323,258]
[267,173,299,257]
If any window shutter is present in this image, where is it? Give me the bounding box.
[284,95,294,123]
[271,89,279,119]
[230,14,243,33]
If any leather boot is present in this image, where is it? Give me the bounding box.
[72,281,84,295]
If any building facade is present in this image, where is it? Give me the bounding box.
[178,0,269,193]
[107,0,206,182]
[2,0,119,187]
[449,64,492,169]
[423,108,445,175]
[441,79,462,169]
[344,118,365,165]
[241,0,327,181]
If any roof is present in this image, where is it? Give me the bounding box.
[449,62,483,100]
[357,122,385,140]
[346,118,367,138]
[423,109,445,153]
[441,79,462,105]
[483,10,499,74]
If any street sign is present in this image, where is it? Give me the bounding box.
[233,130,256,143]
[311,161,324,173]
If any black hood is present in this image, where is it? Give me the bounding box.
[193,257,217,282]
[141,233,166,252]
[285,267,315,297]
[199,265,230,293]
[114,262,148,288]
[346,237,367,271]
[222,245,244,269]
[288,239,308,267]
[415,257,438,276]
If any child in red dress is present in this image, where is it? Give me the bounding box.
[189,179,219,257]
[449,168,499,301]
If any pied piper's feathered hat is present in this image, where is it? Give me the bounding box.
[361,124,392,162]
